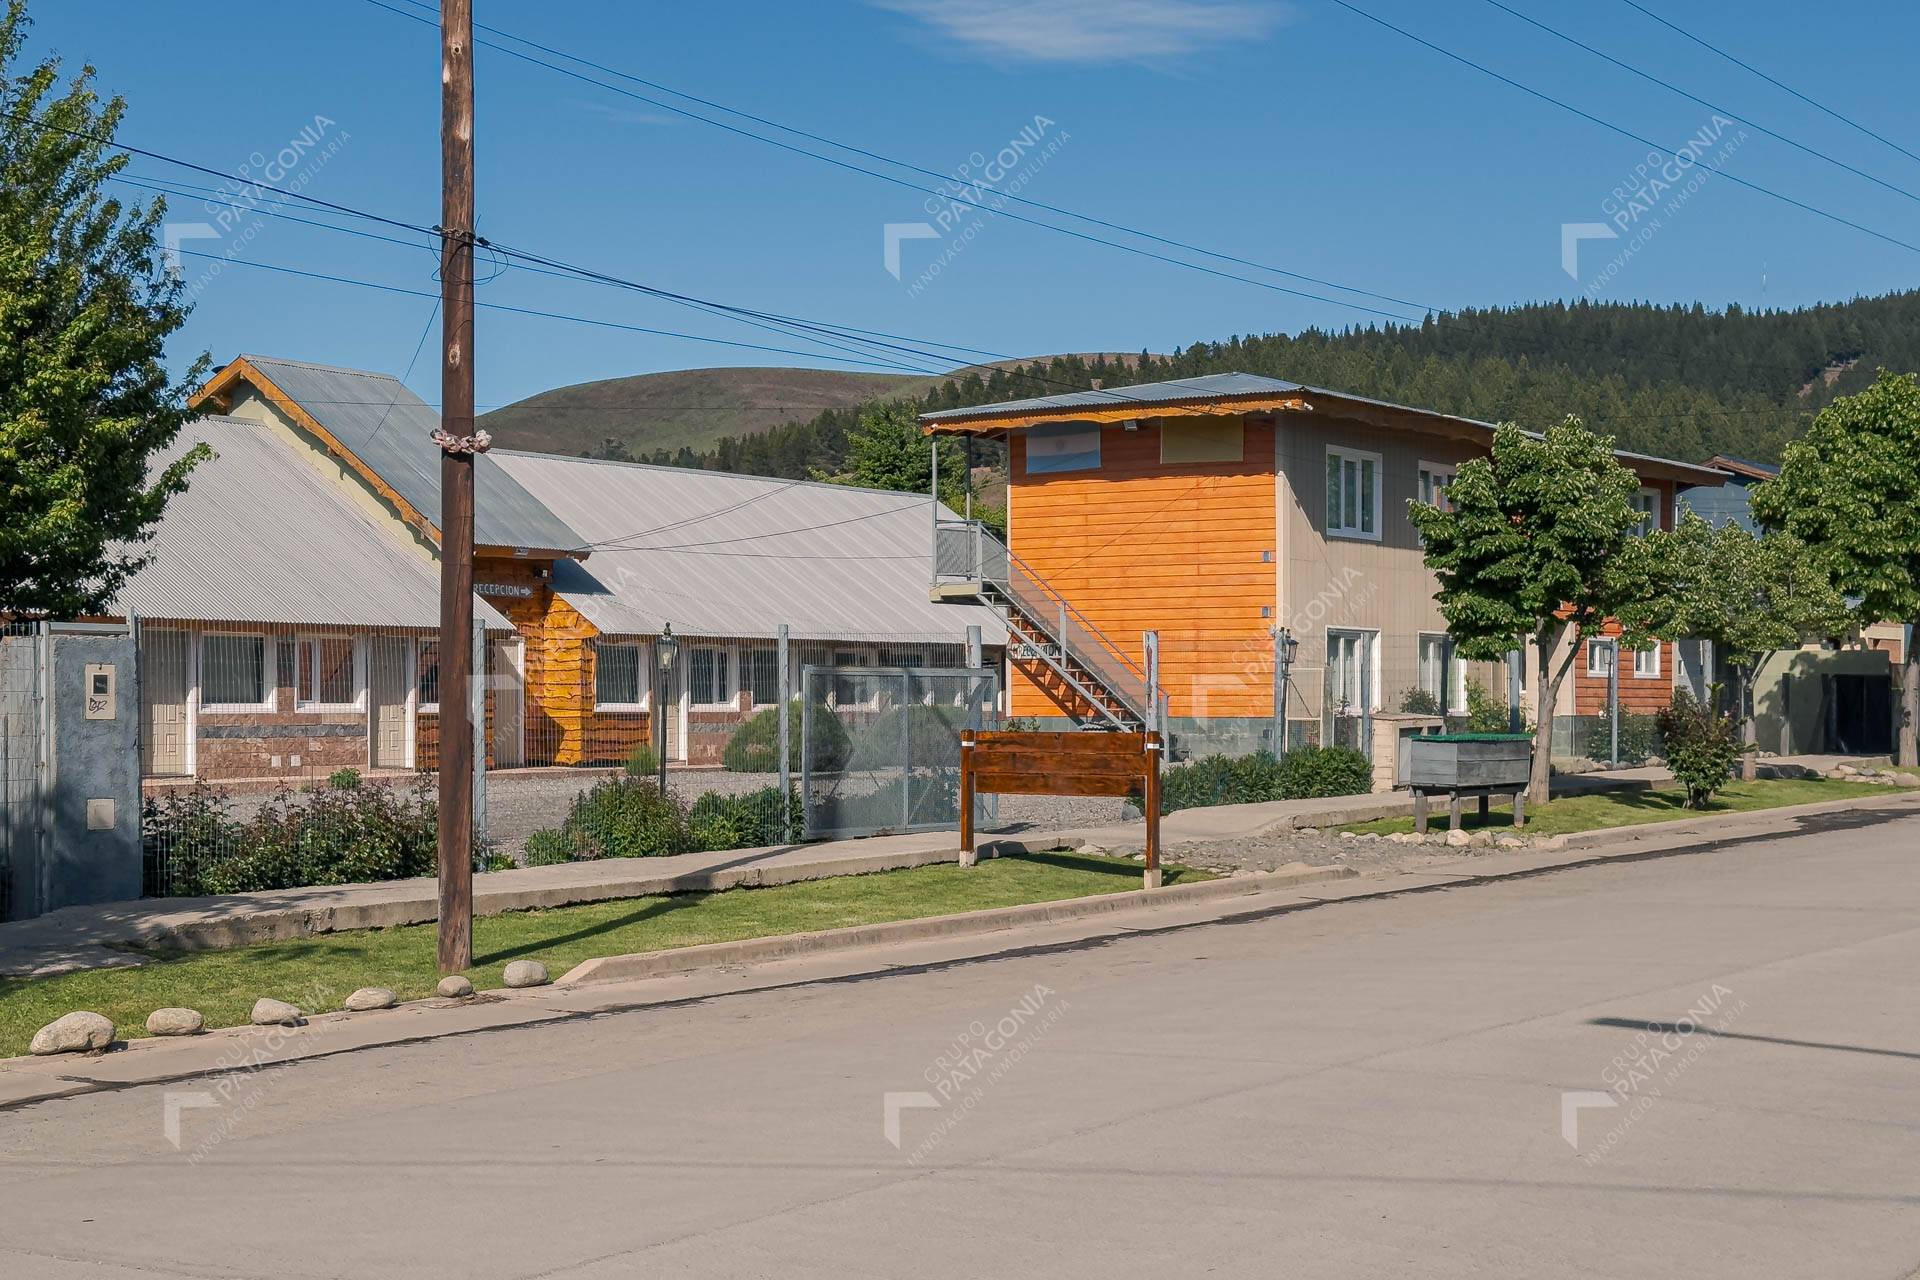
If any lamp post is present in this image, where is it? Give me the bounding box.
[655,624,678,792]
[1275,628,1299,758]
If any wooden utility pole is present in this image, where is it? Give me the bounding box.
[435,0,478,974]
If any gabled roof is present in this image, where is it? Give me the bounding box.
[922,371,1727,487]
[192,355,585,557]
[1702,454,1780,483]
[112,416,510,630]
[493,452,1006,645]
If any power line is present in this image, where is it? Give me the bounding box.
[1327,0,1920,258]
[1615,0,1920,170]
[358,0,1427,325]
[369,0,1435,315]
[1479,0,1920,206]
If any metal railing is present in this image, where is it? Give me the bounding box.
[933,518,1158,729]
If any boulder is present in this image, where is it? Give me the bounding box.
[1496,836,1527,849]
[502,960,549,989]
[1833,765,1858,777]
[1891,772,1920,787]
[437,975,475,999]
[29,1011,115,1056]
[145,1008,205,1037]
[1444,829,1471,848]
[342,987,398,1012]
[250,998,303,1027]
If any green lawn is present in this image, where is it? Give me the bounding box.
[1342,777,1905,839]
[0,851,1205,1058]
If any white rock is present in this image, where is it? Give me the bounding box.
[1470,829,1495,846]
[342,987,397,1012]
[250,998,303,1027]
[1444,829,1471,848]
[29,1011,115,1055]
[1496,836,1526,849]
[1891,772,1920,786]
[145,1008,204,1037]
[502,960,549,989]
[1834,765,1858,777]
[437,975,475,999]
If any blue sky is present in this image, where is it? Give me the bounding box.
[25,0,1920,410]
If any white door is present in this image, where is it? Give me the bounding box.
[140,630,191,776]
[490,637,524,768]
[369,637,410,770]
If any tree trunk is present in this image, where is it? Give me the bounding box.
[1735,663,1757,782]
[1900,623,1919,769]
[1529,625,1573,807]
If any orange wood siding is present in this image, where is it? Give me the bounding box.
[475,555,600,765]
[1006,417,1276,720]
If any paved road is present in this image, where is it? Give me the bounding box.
[4,808,1918,1279]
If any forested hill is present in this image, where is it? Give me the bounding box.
[670,290,1920,478]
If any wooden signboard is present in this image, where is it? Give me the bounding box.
[959,730,1164,887]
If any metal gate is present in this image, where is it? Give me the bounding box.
[0,623,46,922]
[800,664,1000,840]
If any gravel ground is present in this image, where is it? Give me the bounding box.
[1130,827,1557,878]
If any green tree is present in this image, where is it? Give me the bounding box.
[0,0,207,617]
[1661,513,1847,777]
[1749,371,1920,765]
[830,401,1004,533]
[1411,417,1669,803]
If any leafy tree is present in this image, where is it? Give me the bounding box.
[1411,417,1669,803]
[829,401,1004,534]
[1749,371,1920,765]
[0,1,207,618]
[1661,513,1847,776]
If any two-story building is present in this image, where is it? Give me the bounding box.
[921,373,1726,763]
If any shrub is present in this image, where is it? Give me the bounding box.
[522,828,577,866]
[1154,745,1373,815]
[1581,711,1662,765]
[1656,688,1743,808]
[142,779,443,897]
[721,703,851,773]
[556,775,692,860]
[687,786,802,850]
[819,774,960,832]
[1398,686,1444,716]
[625,741,660,778]
[327,767,362,790]
[1460,678,1532,735]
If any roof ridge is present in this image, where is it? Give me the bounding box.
[240,353,406,383]
[493,448,943,503]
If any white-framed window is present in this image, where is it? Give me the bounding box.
[1633,643,1662,678]
[1417,462,1455,512]
[688,645,733,708]
[1325,446,1382,540]
[1417,632,1467,713]
[416,638,440,712]
[199,632,274,712]
[1586,637,1617,677]
[1632,487,1662,534]
[1327,628,1380,712]
[832,648,877,708]
[294,635,361,711]
[743,647,781,707]
[594,640,647,711]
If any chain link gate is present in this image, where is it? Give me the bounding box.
[800,664,1000,840]
[0,623,46,921]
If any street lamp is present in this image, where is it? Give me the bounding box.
[655,623,678,791]
[1276,628,1300,757]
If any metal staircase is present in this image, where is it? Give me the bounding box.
[931,519,1163,733]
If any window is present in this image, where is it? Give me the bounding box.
[1417,633,1466,713]
[1327,629,1378,712]
[296,635,359,709]
[1633,644,1661,678]
[744,648,781,706]
[1418,462,1455,512]
[880,646,927,669]
[201,633,270,710]
[1025,421,1101,474]
[1632,487,1662,534]
[417,639,440,710]
[1325,446,1381,540]
[688,645,732,706]
[833,648,871,707]
[595,641,645,709]
[1586,637,1617,677]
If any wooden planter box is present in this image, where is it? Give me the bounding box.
[1404,733,1532,789]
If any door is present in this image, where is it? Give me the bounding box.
[661,660,684,762]
[490,637,524,768]
[1325,629,1374,756]
[368,637,410,770]
[139,629,190,776]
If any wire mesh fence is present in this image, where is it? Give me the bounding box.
[802,665,1001,840]
[1,622,44,921]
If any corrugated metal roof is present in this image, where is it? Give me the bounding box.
[493,452,1007,644]
[111,416,510,630]
[922,371,1727,484]
[921,372,1303,421]
[237,355,585,555]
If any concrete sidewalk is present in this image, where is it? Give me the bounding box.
[0,755,1868,979]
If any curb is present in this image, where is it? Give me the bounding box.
[1550,787,1920,850]
[556,862,1359,986]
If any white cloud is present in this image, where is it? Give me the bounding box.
[870,0,1290,64]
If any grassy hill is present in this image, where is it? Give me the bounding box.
[477,366,925,459]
